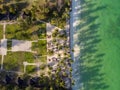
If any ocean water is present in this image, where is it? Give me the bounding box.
[71,0,120,90]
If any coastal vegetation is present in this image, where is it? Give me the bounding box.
[0,0,71,89]
[0,71,69,90]
[0,0,28,20]
[6,22,46,40]
[0,0,70,28]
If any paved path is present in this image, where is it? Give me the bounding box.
[0,21,47,75]
[38,39,47,40]
[3,23,6,39]
[0,21,17,70]
[0,21,17,25]
[12,40,32,52]
[0,22,7,70]
[31,39,47,43]
[23,62,40,76]
[1,55,4,70]
[0,39,7,55]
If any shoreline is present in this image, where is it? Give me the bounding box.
[70,0,82,89]
[69,0,120,90]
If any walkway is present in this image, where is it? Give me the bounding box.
[0,22,7,70]
[23,61,40,76]
[0,39,7,55]
[0,21,47,74]
[0,21,17,70]
[0,21,17,25]
[3,23,6,39]
[11,40,32,52]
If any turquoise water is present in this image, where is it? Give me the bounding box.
[72,0,120,90]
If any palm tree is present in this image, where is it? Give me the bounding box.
[53,11,59,26]
[47,50,54,56]
[53,11,58,17]
[2,5,10,20]
[44,7,49,14]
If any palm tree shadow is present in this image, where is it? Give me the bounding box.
[71,0,109,90]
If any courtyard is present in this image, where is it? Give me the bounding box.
[0,21,47,76]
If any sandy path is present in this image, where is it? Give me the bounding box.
[3,23,6,39]
[1,55,4,70]
[0,23,7,70]
[0,21,16,70]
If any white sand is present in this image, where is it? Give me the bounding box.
[0,39,7,55]
[12,40,32,52]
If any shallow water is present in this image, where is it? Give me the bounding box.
[71,0,120,90]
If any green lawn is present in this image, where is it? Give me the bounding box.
[0,25,3,39]
[25,56,47,74]
[32,40,47,56]
[3,51,47,74]
[6,24,21,39]
[26,65,37,74]
[6,22,46,40]
[28,22,46,40]
[4,52,35,72]
[4,22,47,75]
[38,56,48,75]
[32,40,47,75]
[3,40,47,74]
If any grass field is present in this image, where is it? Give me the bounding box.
[6,24,21,39]
[3,39,47,74]
[4,52,35,72]
[26,65,37,74]
[73,0,120,90]
[3,22,47,74]
[6,22,46,40]
[32,40,47,56]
